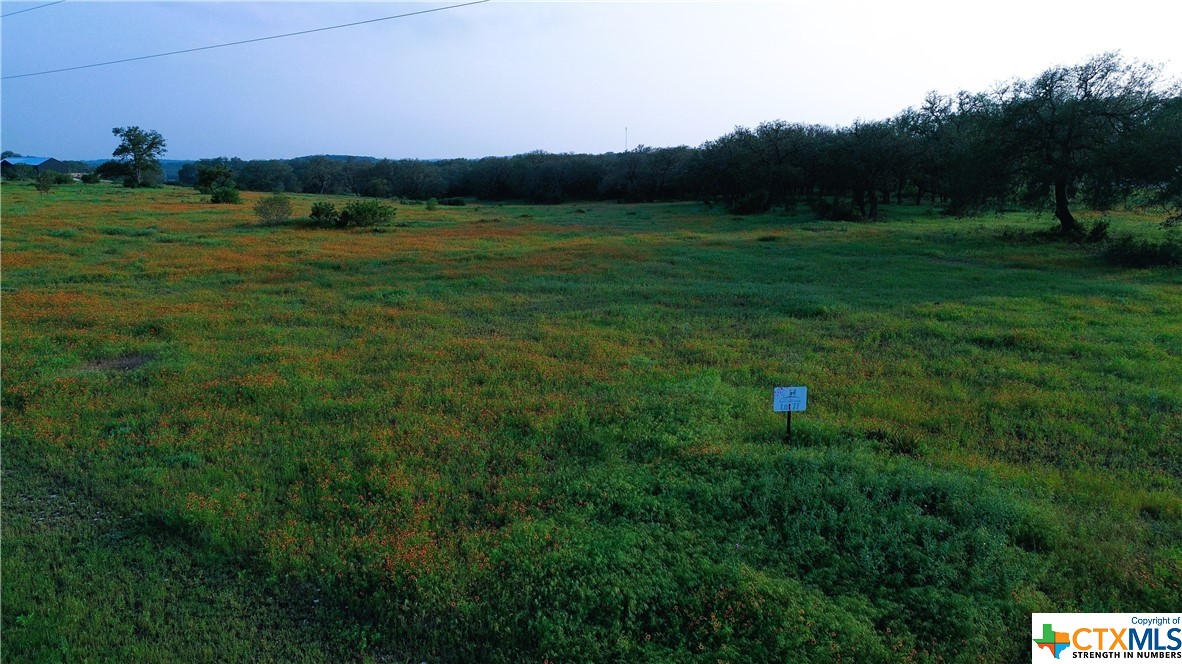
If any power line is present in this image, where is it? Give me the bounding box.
[1,0,66,19]
[2,0,490,80]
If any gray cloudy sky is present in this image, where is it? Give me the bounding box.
[2,1,1178,160]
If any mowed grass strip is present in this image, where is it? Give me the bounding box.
[3,183,1180,662]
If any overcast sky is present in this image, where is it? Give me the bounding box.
[2,1,1178,161]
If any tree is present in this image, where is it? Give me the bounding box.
[177,162,199,186]
[237,160,296,193]
[1000,52,1168,235]
[34,171,55,195]
[111,126,167,187]
[1140,97,1182,225]
[696,127,764,212]
[95,160,133,181]
[1094,95,1182,226]
[393,159,447,201]
[461,157,514,200]
[192,159,243,203]
[601,146,692,202]
[914,90,1011,216]
[296,156,343,194]
[194,161,236,194]
[360,177,390,198]
[750,121,814,210]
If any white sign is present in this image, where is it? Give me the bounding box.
[773,386,807,412]
[1031,613,1182,660]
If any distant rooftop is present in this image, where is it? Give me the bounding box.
[1,156,55,166]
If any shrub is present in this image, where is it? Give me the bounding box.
[425,198,438,211]
[253,193,293,225]
[810,197,861,221]
[1102,234,1182,267]
[80,173,101,184]
[339,200,395,227]
[34,172,55,195]
[1084,220,1110,244]
[310,201,339,226]
[728,190,771,215]
[42,172,74,185]
[210,186,241,204]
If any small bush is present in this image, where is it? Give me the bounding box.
[1085,220,1110,244]
[210,186,241,204]
[425,198,438,211]
[34,172,55,195]
[253,193,293,225]
[80,173,101,184]
[1165,207,1181,229]
[1102,234,1182,267]
[339,199,395,227]
[43,172,74,185]
[310,201,338,226]
[728,190,771,215]
[810,198,861,221]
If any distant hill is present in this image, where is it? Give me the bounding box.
[289,155,380,164]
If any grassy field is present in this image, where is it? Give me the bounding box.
[3,182,1180,662]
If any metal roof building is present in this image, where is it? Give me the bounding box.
[1,156,70,174]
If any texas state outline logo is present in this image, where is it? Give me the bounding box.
[1033,623,1071,659]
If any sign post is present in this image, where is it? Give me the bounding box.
[772,386,807,442]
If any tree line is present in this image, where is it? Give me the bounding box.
[92,53,1180,234]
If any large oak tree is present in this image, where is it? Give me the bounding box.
[111,126,166,188]
[1001,52,1169,235]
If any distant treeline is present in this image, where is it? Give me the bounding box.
[121,54,1182,231]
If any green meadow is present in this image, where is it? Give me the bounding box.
[3,183,1180,662]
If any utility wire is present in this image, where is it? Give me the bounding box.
[1,0,66,19]
[2,0,489,80]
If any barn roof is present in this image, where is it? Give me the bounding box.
[2,156,56,166]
